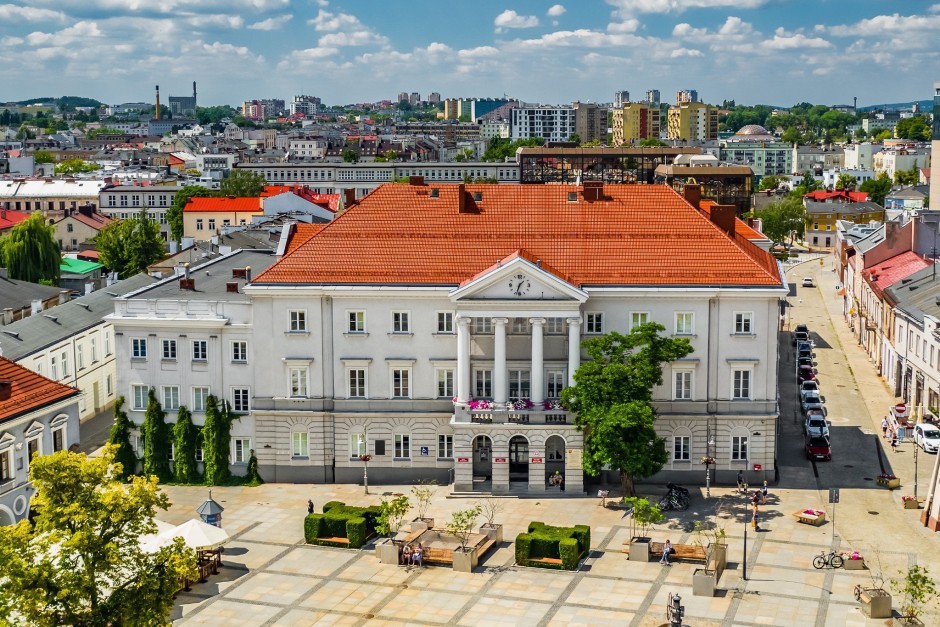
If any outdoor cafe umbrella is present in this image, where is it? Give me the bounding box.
[163,518,231,550]
[138,519,180,553]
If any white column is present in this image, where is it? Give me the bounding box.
[456,316,471,403]
[567,317,582,387]
[493,318,509,406]
[530,318,546,404]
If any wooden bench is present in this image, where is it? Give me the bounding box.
[792,510,826,526]
[423,547,454,564]
[529,557,563,566]
[622,541,706,563]
[319,536,350,545]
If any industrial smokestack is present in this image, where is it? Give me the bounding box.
[193,81,197,105]
[155,84,161,120]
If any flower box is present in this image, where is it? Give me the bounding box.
[844,557,866,570]
[903,499,921,509]
[877,477,901,489]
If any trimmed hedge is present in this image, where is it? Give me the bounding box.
[515,521,590,570]
[304,501,381,548]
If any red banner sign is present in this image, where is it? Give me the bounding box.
[457,457,470,463]
[493,457,507,463]
[530,457,543,463]
[753,464,762,471]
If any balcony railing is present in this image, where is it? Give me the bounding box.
[455,407,571,425]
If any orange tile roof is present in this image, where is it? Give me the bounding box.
[184,197,262,213]
[698,200,766,241]
[0,356,79,424]
[261,185,340,212]
[864,251,932,298]
[804,190,869,203]
[256,184,783,287]
[0,209,30,231]
[285,223,328,254]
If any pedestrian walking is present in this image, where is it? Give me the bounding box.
[660,539,672,565]
[881,417,889,439]
[736,470,745,494]
[891,434,899,452]
[761,480,768,505]
[751,493,760,530]
[307,499,314,515]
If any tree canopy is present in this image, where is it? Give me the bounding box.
[895,115,931,142]
[481,137,544,162]
[758,195,806,244]
[108,396,139,481]
[53,158,99,175]
[142,388,172,482]
[895,163,920,186]
[218,169,266,197]
[0,446,197,625]
[94,207,165,278]
[859,172,892,206]
[835,173,857,191]
[167,185,216,243]
[561,324,693,496]
[0,212,60,284]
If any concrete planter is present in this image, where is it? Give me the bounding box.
[859,589,891,618]
[481,523,503,544]
[843,558,866,570]
[410,518,433,532]
[376,539,400,565]
[628,537,650,562]
[452,548,478,573]
[877,477,901,489]
[904,499,921,509]
[708,543,728,580]
[692,568,716,597]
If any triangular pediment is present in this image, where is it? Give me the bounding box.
[24,421,45,437]
[450,251,588,303]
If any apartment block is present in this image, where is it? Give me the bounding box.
[611,103,661,145]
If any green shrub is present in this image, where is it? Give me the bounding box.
[572,525,591,553]
[323,515,348,538]
[529,535,560,559]
[304,514,323,544]
[322,501,344,513]
[527,521,544,533]
[559,538,580,570]
[346,517,367,548]
[515,533,531,565]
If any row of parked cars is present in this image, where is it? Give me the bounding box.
[794,324,832,461]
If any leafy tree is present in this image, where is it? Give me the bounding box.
[891,564,936,620]
[567,133,582,144]
[758,195,806,244]
[33,150,55,164]
[0,212,60,283]
[638,138,667,147]
[376,495,411,536]
[54,158,99,175]
[860,172,892,206]
[342,149,359,163]
[94,207,165,278]
[835,173,857,190]
[854,128,868,140]
[202,396,234,485]
[0,446,197,625]
[873,129,893,142]
[219,169,266,197]
[895,162,919,186]
[481,137,544,162]
[561,324,693,496]
[142,389,172,482]
[758,174,786,191]
[167,185,216,243]
[895,115,931,142]
[445,506,481,551]
[780,127,801,144]
[623,496,665,539]
[397,100,412,111]
[245,450,263,485]
[16,125,34,140]
[108,396,139,480]
[173,406,199,484]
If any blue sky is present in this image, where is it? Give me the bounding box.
[0,1,938,108]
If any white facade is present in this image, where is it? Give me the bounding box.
[510,107,576,143]
[844,143,875,170]
[99,185,177,237]
[873,149,932,180]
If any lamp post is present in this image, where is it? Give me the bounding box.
[705,439,715,497]
[742,494,748,581]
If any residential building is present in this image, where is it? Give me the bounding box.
[719,125,792,177]
[289,95,320,117]
[793,146,845,176]
[51,205,113,252]
[518,146,701,184]
[611,102,660,145]
[873,148,931,180]
[0,274,62,324]
[822,168,875,190]
[654,157,753,213]
[572,102,609,144]
[0,357,80,525]
[666,102,718,141]
[59,257,105,294]
[862,114,898,135]
[613,91,629,109]
[647,90,661,107]
[427,92,441,105]
[0,179,108,213]
[885,185,930,212]
[443,99,458,120]
[392,122,482,143]
[676,90,699,104]
[804,192,885,249]
[183,197,264,240]
[0,209,29,235]
[480,120,511,140]
[510,106,576,143]
[396,92,409,105]
[844,143,875,170]
[288,137,328,158]
[260,185,338,222]
[99,184,176,239]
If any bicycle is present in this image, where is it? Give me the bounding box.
[853,584,862,601]
[659,492,690,512]
[813,550,844,569]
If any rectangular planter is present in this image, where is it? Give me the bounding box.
[481,524,503,544]
[628,538,650,562]
[692,569,716,597]
[859,589,891,618]
[877,478,901,489]
[844,558,866,570]
[904,499,920,509]
[452,548,478,573]
[376,540,400,565]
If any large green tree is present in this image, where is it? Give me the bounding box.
[758,195,806,244]
[561,324,693,496]
[173,406,199,484]
[53,158,99,175]
[895,115,931,142]
[895,162,920,186]
[202,396,234,485]
[860,172,892,206]
[141,389,172,482]
[835,173,857,191]
[107,396,139,480]
[0,446,197,625]
[167,185,216,243]
[0,212,60,283]
[219,169,266,197]
[94,207,165,278]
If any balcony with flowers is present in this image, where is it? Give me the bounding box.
[454,398,570,425]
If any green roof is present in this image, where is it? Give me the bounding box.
[60,257,104,276]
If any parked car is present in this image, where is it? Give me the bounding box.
[797,356,815,370]
[795,324,810,334]
[800,380,820,394]
[804,412,830,437]
[801,391,825,413]
[797,340,814,353]
[805,435,832,461]
[798,365,817,383]
[793,331,810,346]
[802,277,814,287]
[913,423,940,453]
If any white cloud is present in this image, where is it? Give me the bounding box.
[547,4,566,17]
[671,48,703,57]
[494,9,539,32]
[607,0,766,16]
[931,4,940,13]
[0,4,64,21]
[607,19,640,33]
[0,36,24,46]
[319,30,388,47]
[718,16,751,36]
[764,28,831,50]
[185,15,243,29]
[457,45,500,60]
[308,9,360,31]
[829,13,940,37]
[26,20,102,46]
[248,14,292,30]
[22,0,289,13]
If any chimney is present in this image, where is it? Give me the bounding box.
[409,175,424,186]
[683,183,702,209]
[343,188,355,207]
[0,381,12,402]
[458,183,467,213]
[710,204,737,237]
[31,299,42,315]
[59,290,70,305]
[184,263,191,279]
[155,84,161,120]
[232,268,246,279]
[245,265,251,282]
[582,181,604,201]
[226,282,239,293]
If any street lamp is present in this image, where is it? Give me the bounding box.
[742,493,748,581]
[705,438,715,497]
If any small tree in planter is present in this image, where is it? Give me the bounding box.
[891,564,937,621]
[411,480,436,526]
[446,505,481,552]
[623,496,664,562]
[377,495,411,537]
[478,496,504,543]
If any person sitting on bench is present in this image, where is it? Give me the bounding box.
[660,539,672,565]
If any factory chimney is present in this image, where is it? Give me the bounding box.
[155,84,161,120]
[193,81,197,107]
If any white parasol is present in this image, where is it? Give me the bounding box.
[139,519,179,553]
[162,518,230,550]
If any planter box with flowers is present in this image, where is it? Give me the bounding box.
[902,495,921,509]
[876,473,900,489]
[844,550,866,570]
[700,456,716,465]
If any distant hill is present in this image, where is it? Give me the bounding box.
[8,96,104,110]
[858,99,932,112]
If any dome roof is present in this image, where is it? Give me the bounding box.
[736,124,771,136]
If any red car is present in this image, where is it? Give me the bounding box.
[797,365,816,382]
[805,435,831,461]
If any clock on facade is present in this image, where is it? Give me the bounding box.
[508,273,531,296]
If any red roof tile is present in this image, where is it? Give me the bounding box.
[0,209,30,231]
[285,223,328,254]
[256,183,783,287]
[804,190,868,203]
[864,251,932,297]
[261,185,340,212]
[0,356,79,424]
[184,197,262,213]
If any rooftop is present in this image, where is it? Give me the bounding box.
[0,356,79,424]
[60,257,104,276]
[0,209,30,231]
[864,251,932,298]
[885,263,940,321]
[126,249,278,302]
[184,197,262,213]
[805,200,884,215]
[0,276,62,313]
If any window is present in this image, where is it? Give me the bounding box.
[630,312,649,329]
[586,313,603,334]
[0,450,11,482]
[675,312,694,335]
[290,367,309,397]
[436,368,454,398]
[233,438,251,463]
[192,340,208,361]
[105,332,111,355]
[232,388,250,413]
[106,374,113,396]
[350,432,366,458]
[546,436,565,461]
[50,355,58,380]
[231,341,247,363]
[162,339,177,360]
[26,437,41,465]
[511,318,529,334]
[545,318,565,334]
[288,310,307,332]
[347,369,366,398]
[292,432,309,457]
[732,435,749,461]
[391,311,410,333]
[473,317,493,334]
[60,351,69,377]
[438,434,454,459]
[195,448,204,462]
[673,435,691,461]
[76,344,84,370]
[196,219,204,231]
[347,311,365,333]
[392,368,411,398]
[132,385,148,410]
[508,370,530,400]
[192,387,210,412]
[67,223,73,232]
[674,371,692,400]
[168,443,175,461]
[132,338,147,359]
[208,218,216,231]
[394,434,411,458]
[162,386,180,411]
[732,369,751,400]
[546,370,565,398]
[52,427,65,453]
[437,311,454,333]
[90,337,97,362]
[473,369,492,398]
[734,312,752,334]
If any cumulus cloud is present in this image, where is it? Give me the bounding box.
[494,9,539,33]
[671,48,703,57]
[308,9,360,31]
[185,15,243,29]
[607,0,766,16]
[0,4,65,21]
[26,20,102,46]
[829,13,940,37]
[608,19,640,33]
[547,4,566,17]
[319,30,388,47]
[764,28,831,50]
[248,14,292,30]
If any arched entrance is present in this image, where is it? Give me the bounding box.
[545,435,566,484]
[472,435,493,488]
[509,435,529,485]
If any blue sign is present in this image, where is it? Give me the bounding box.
[420,446,429,456]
